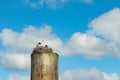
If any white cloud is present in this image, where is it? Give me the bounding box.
[89,8,120,43]
[39,0,67,8]
[1,53,30,71]
[26,0,94,8]
[7,68,119,80]
[0,25,63,70]
[0,8,120,70]
[9,74,30,80]
[0,25,62,54]
[67,32,108,59]
[27,0,67,8]
[60,68,119,80]
[102,72,119,80]
[89,8,120,58]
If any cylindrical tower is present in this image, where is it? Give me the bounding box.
[31,43,58,80]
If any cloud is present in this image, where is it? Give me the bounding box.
[0,8,120,70]
[60,68,119,80]
[89,8,120,58]
[1,53,30,71]
[89,8,120,42]
[0,25,63,70]
[0,25,62,54]
[7,68,119,80]
[67,32,108,59]
[102,72,119,80]
[8,74,30,80]
[26,0,94,8]
[27,0,67,8]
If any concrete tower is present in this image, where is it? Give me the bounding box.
[31,42,58,80]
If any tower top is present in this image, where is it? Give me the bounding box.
[32,42,53,54]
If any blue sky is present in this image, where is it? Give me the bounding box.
[0,0,120,80]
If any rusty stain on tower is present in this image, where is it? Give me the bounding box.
[31,42,59,80]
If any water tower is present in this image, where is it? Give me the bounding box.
[31,42,58,80]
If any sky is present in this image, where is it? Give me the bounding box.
[0,0,120,80]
